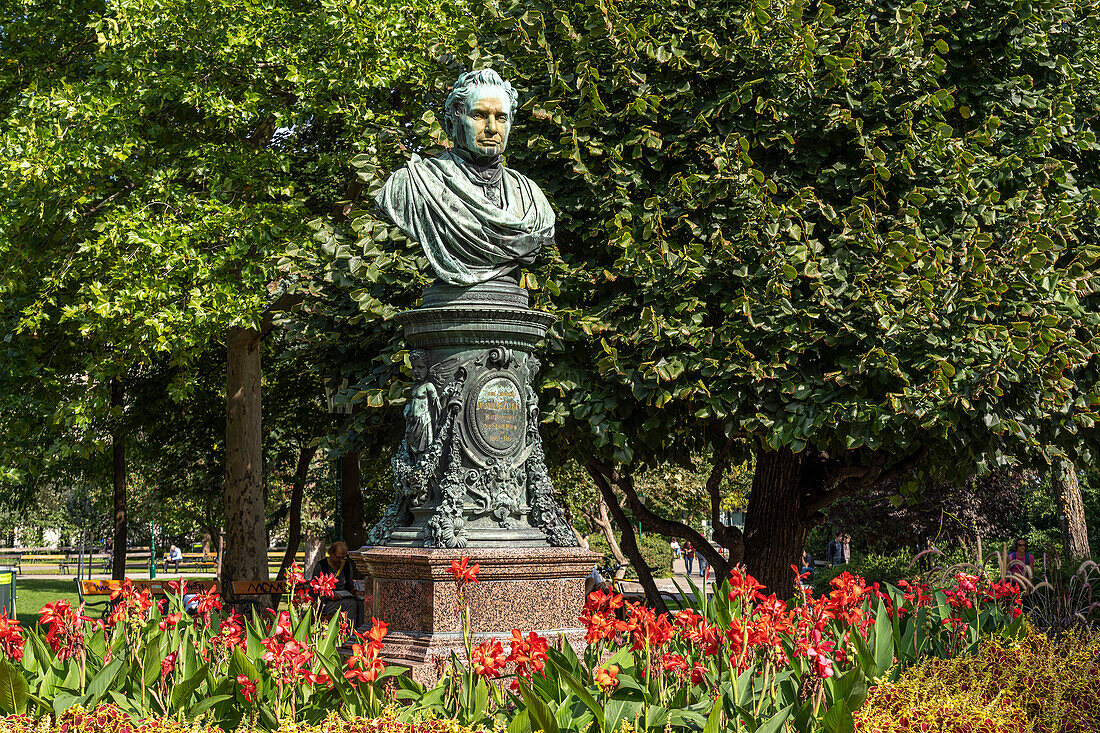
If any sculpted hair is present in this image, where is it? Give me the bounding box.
[443,69,519,139]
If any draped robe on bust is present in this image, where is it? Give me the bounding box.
[374,150,555,286]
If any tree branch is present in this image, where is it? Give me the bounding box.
[588,458,730,580]
[276,442,319,581]
[591,498,627,573]
[585,461,669,614]
[804,446,929,517]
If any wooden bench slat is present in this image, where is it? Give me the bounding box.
[78,579,218,596]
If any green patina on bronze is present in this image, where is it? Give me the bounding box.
[367,70,576,549]
[373,69,555,287]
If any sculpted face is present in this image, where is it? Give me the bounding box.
[456,86,511,158]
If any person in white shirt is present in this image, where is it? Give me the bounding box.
[165,545,183,573]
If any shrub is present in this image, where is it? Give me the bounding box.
[586,532,673,579]
[854,626,1100,733]
[809,551,914,596]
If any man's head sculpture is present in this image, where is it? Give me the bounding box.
[443,69,520,160]
[372,68,553,287]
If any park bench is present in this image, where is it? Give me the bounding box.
[222,578,283,615]
[76,578,218,618]
[176,553,217,573]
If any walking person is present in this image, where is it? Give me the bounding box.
[698,551,708,578]
[842,534,852,564]
[826,532,844,566]
[683,542,695,575]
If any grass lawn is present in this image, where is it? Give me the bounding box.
[14,577,81,627]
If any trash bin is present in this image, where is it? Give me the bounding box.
[0,567,14,616]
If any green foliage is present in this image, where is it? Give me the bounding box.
[0,706,487,733]
[401,0,1100,482]
[808,551,915,597]
[0,0,463,526]
[853,626,1100,732]
[587,532,673,579]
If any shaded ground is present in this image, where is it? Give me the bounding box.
[14,577,80,627]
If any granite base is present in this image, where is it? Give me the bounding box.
[351,546,599,684]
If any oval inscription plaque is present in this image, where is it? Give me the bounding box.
[473,377,523,452]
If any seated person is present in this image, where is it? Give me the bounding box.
[310,541,363,628]
[585,567,610,595]
[165,545,183,573]
[800,550,814,579]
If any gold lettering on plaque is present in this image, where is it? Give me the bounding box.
[475,377,523,451]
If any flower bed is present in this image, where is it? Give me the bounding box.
[0,559,1035,731]
[0,706,485,733]
[853,627,1100,733]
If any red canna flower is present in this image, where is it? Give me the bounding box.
[345,635,386,687]
[0,612,24,662]
[579,589,624,645]
[594,664,619,690]
[158,612,183,631]
[448,556,480,586]
[270,610,293,641]
[161,652,177,678]
[303,669,333,687]
[309,573,337,599]
[507,629,549,680]
[365,618,388,653]
[727,567,767,604]
[38,600,86,661]
[194,586,222,621]
[237,674,257,704]
[661,652,688,676]
[471,639,507,677]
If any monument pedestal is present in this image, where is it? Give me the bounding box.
[352,546,599,684]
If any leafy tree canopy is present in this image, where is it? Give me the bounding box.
[317,0,1100,591]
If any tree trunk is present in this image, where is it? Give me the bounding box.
[590,458,729,578]
[304,505,326,578]
[1053,458,1090,560]
[110,379,127,580]
[277,443,319,581]
[340,450,366,549]
[224,327,268,583]
[593,498,628,577]
[587,464,668,614]
[742,447,810,597]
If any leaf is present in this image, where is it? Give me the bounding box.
[703,699,722,733]
[603,695,643,733]
[547,656,604,732]
[187,694,232,720]
[143,639,165,687]
[229,646,262,698]
[822,701,854,733]
[756,703,794,733]
[52,692,82,718]
[507,708,532,733]
[518,677,558,733]
[874,601,894,676]
[170,662,209,712]
[0,657,29,714]
[86,657,126,706]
